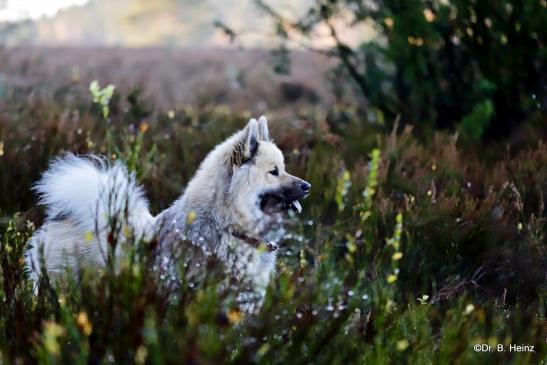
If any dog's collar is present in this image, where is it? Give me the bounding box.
[231,231,278,252]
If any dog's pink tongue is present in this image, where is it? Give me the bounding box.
[291,200,302,213]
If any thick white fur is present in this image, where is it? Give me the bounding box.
[26,155,154,279]
[27,116,307,312]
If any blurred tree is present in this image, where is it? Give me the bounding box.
[259,0,547,138]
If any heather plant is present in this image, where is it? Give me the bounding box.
[89,81,158,180]
[0,83,545,364]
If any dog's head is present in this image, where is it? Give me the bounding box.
[228,116,311,218]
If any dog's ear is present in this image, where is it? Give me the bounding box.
[243,118,259,158]
[231,118,259,167]
[257,115,270,141]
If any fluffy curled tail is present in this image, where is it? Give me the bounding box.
[34,153,153,237]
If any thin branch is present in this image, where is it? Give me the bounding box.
[257,0,370,98]
[325,19,370,99]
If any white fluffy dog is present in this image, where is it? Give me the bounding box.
[27,116,310,312]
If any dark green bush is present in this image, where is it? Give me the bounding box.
[259,0,546,138]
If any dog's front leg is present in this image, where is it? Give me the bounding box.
[220,239,271,315]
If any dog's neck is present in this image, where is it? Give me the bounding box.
[155,197,282,257]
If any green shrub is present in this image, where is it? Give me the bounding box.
[258,0,546,138]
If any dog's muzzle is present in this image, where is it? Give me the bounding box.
[259,180,311,214]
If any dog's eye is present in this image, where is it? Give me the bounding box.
[268,167,279,176]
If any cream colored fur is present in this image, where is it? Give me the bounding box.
[27,116,309,313]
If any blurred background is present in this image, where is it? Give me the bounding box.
[0,0,545,139]
[0,0,365,112]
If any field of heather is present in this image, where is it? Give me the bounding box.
[0,44,545,364]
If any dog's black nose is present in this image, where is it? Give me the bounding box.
[300,182,311,194]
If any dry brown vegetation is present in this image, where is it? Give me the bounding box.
[0,47,336,112]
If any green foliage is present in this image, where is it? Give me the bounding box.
[0,84,546,364]
[335,168,351,212]
[259,0,547,138]
[459,98,494,139]
[360,148,381,221]
[89,80,116,120]
[90,82,158,179]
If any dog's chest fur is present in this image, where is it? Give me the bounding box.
[155,202,279,311]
